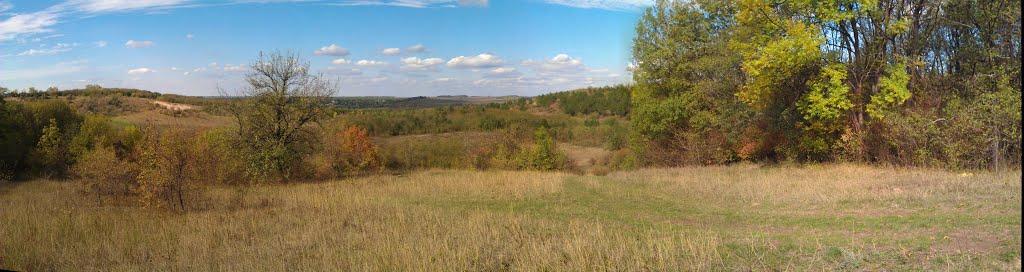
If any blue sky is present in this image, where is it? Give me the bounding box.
[0,0,648,96]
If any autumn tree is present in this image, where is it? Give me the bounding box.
[631,0,1020,167]
[225,51,337,182]
[137,128,197,211]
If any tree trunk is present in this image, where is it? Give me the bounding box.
[991,125,1001,171]
[177,186,186,212]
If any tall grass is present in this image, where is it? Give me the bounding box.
[0,164,1020,270]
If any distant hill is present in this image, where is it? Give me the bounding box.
[331,95,521,109]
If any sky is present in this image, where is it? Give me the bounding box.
[0,0,649,97]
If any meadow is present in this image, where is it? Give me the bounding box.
[1,164,1020,271]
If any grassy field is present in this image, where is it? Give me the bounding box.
[1,164,1020,271]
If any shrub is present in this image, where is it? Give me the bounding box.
[321,125,382,178]
[136,128,199,211]
[0,99,82,180]
[193,127,247,185]
[604,122,628,150]
[31,118,70,177]
[74,146,139,203]
[69,115,143,160]
[519,127,568,171]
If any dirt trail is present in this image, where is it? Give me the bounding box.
[151,100,199,111]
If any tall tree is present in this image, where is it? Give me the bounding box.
[226,51,337,182]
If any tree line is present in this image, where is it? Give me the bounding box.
[532,85,632,116]
[629,0,1021,169]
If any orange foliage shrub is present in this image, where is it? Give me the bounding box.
[322,125,382,178]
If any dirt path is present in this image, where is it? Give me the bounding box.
[151,100,199,111]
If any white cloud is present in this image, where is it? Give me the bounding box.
[17,43,76,56]
[331,58,351,65]
[0,11,59,41]
[0,2,12,13]
[400,57,444,71]
[326,66,362,76]
[381,47,400,55]
[458,0,487,6]
[93,40,107,47]
[406,44,427,53]
[525,53,585,72]
[332,0,475,8]
[185,33,193,40]
[127,67,154,74]
[356,59,387,66]
[335,0,484,8]
[124,39,154,48]
[485,67,521,78]
[63,0,190,13]
[446,53,503,69]
[314,44,349,56]
[222,64,246,72]
[431,77,454,83]
[541,0,651,11]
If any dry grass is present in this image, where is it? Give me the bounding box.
[114,109,232,128]
[0,164,1020,271]
[559,143,611,169]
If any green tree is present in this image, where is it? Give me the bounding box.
[630,0,749,165]
[33,118,69,177]
[226,51,337,182]
[520,127,566,170]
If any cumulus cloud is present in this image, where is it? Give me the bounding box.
[124,39,154,48]
[314,44,349,56]
[127,67,154,74]
[446,53,503,69]
[406,44,427,53]
[381,47,400,55]
[356,59,387,66]
[400,57,444,71]
[331,58,351,65]
[524,53,585,73]
[485,67,521,78]
[0,11,59,41]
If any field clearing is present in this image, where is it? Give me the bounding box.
[0,164,1020,271]
[114,109,233,128]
